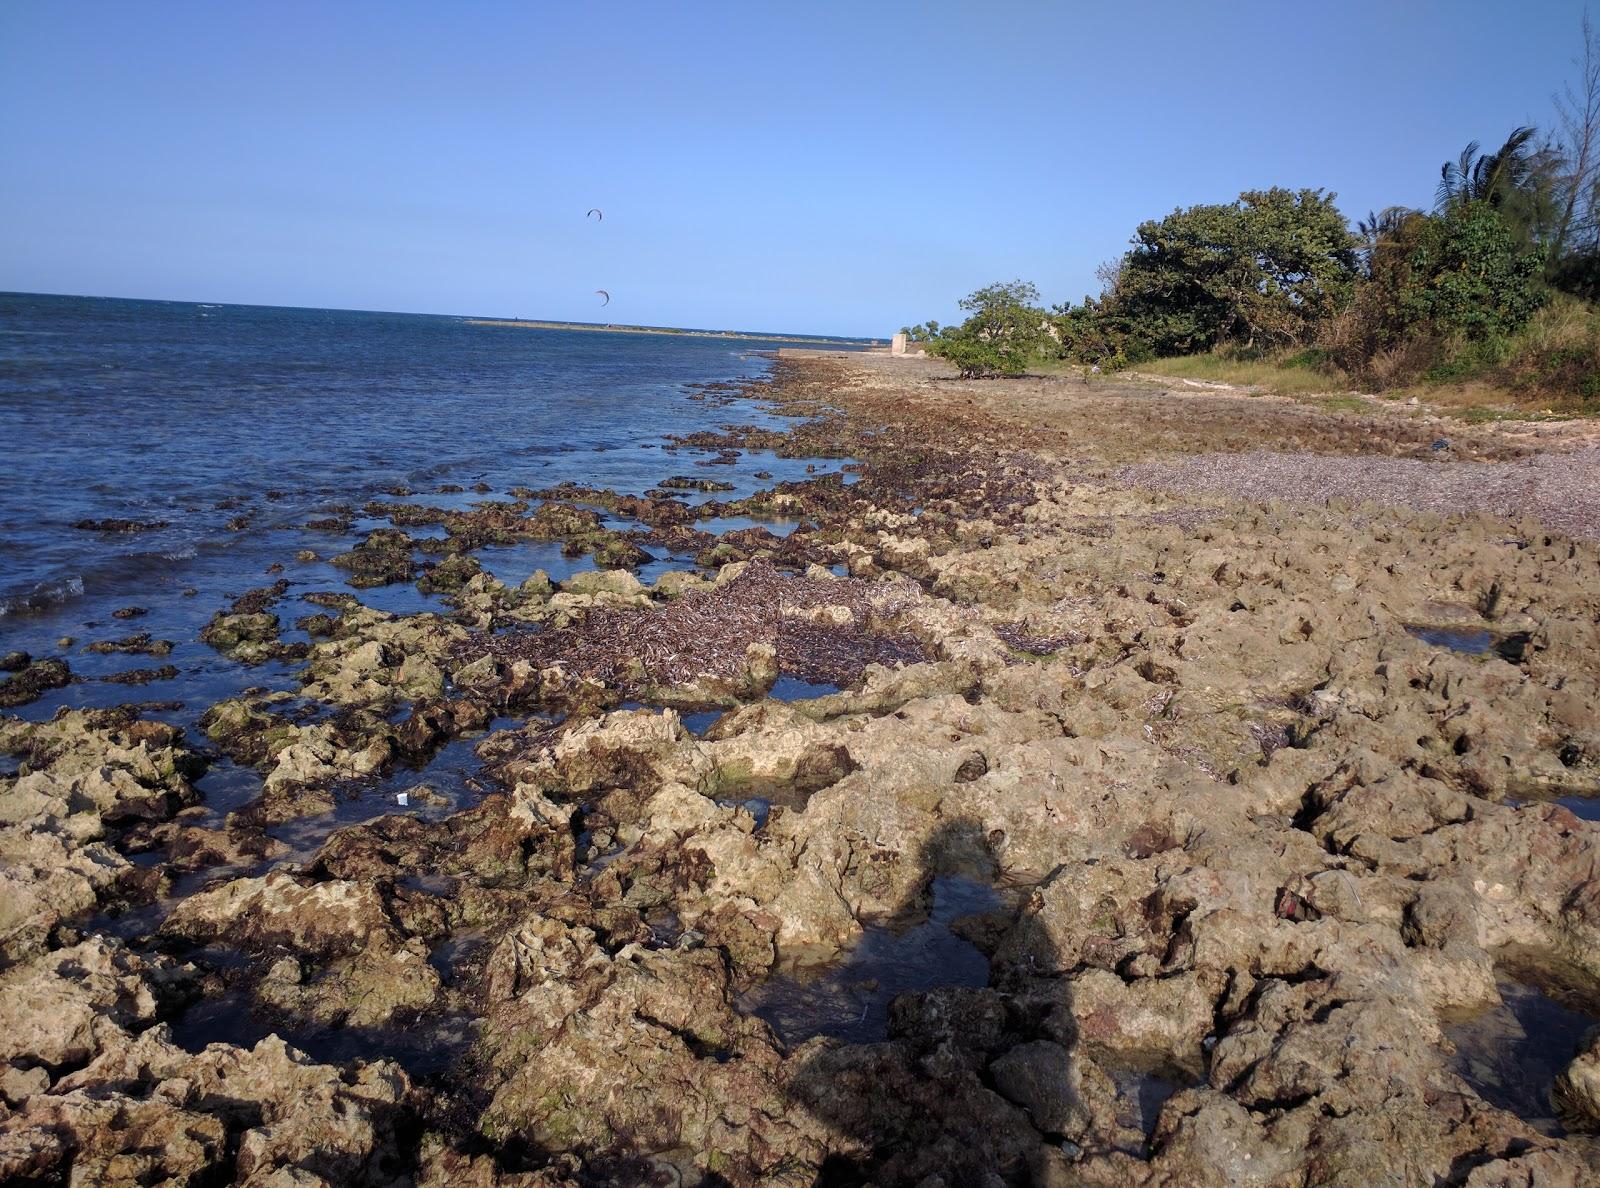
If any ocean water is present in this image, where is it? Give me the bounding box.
[1,292,860,616]
[0,292,860,733]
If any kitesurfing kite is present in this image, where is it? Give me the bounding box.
[586,208,603,221]
[595,289,611,306]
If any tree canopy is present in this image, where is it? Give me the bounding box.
[1111,188,1360,356]
[930,280,1049,378]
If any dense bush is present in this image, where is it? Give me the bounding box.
[1402,202,1545,337]
[1323,202,1545,384]
[1109,188,1360,356]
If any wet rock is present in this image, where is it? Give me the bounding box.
[200,611,294,663]
[331,528,417,588]
[85,631,174,656]
[199,694,396,812]
[517,500,599,539]
[416,552,483,593]
[0,657,70,708]
[1554,1026,1600,1130]
[103,663,179,685]
[71,517,168,533]
[297,611,340,637]
[989,1039,1089,1137]
[657,475,736,492]
[588,532,653,569]
[158,820,289,874]
[230,578,292,615]
[313,790,569,889]
[392,696,491,758]
[299,608,466,709]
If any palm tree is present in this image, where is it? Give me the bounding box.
[1436,126,1570,253]
[1357,206,1419,244]
[1354,206,1425,279]
[1435,126,1540,212]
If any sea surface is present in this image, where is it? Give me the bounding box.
[0,291,859,738]
[1,293,861,617]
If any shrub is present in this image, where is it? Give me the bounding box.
[930,281,1051,378]
[1324,202,1546,386]
[1495,295,1600,408]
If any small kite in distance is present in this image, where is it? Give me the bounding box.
[586,208,603,221]
[595,289,611,306]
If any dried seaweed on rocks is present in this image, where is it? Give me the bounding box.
[994,623,1085,656]
[458,559,929,696]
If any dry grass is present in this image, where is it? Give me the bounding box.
[1132,351,1356,398]
[1396,379,1572,421]
[1134,309,1600,419]
[1492,296,1600,412]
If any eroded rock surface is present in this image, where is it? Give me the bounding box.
[5,353,1600,1185]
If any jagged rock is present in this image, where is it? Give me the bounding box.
[1555,1026,1600,1129]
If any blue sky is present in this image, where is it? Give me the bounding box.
[0,1,1584,336]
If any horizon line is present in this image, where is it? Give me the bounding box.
[0,287,879,343]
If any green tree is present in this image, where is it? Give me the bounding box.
[1402,200,1545,337]
[1110,187,1361,355]
[1325,201,1545,381]
[1435,126,1564,253]
[898,320,941,342]
[931,280,1049,378]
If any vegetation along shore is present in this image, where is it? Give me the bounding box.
[903,18,1600,422]
[3,342,1599,1184]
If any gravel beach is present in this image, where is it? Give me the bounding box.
[1120,445,1600,541]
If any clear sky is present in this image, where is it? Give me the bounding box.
[0,1,1584,337]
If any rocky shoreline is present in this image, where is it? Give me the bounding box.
[3,350,1599,1186]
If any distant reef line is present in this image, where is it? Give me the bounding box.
[463,318,876,345]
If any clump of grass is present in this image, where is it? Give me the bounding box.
[1452,405,1573,424]
[1407,296,1600,414]
[1494,295,1600,411]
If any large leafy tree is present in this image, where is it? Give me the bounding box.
[932,280,1050,378]
[1109,187,1360,355]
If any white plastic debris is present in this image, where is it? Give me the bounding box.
[397,791,409,806]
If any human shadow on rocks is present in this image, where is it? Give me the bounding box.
[777,818,1085,1187]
